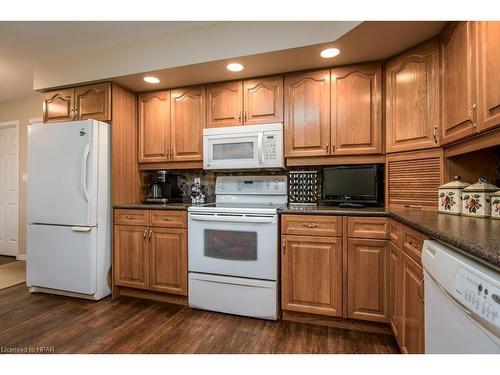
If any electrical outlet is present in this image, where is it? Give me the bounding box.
[22,173,28,182]
[194,177,201,184]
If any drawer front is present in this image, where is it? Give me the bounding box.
[401,224,428,265]
[281,215,342,237]
[347,217,389,239]
[389,219,402,248]
[114,209,149,226]
[150,210,187,228]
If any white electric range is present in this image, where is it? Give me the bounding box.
[187,175,287,320]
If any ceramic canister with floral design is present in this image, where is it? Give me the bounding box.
[491,190,500,219]
[438,176,470,215]
[461,177,500,218]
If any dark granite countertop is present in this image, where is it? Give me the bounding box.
[113,203,193,211]
[278,205,388,217]
[390,209,500,270]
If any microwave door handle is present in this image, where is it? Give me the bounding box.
[190,214,273,224]
[257,133,264,166]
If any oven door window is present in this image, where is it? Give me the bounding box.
[212,141,254,160]
[204,229,257,261]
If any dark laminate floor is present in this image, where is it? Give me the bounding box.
[0,256,17,266]
[0,284,399,354]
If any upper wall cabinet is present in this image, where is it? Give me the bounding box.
[43,82,112,123]
[440,22,477,145]
[331,63,382,155]
[170,86,205,162]
[206,81,243,127]
[476,21,500,133]
[243,76,283,125]
[74,83,112,122]
[206,76,284,128]
[138,91,170,163]
[284,70,331,157]
[386,39,440,153]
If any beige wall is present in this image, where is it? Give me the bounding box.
[0,94,43,257]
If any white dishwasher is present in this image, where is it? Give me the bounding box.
[422,240,500,353]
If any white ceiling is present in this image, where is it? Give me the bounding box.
[0,21,216,101]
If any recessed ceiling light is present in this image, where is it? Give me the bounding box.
[226,63,244,72]
[143,76,160,84]
[320,48,340,58]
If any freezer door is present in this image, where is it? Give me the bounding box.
[28,120,98,226]
[27,224,97,294]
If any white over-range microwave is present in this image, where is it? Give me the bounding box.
[203,123,284,170]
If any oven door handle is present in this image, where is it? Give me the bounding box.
[189,214,274,224]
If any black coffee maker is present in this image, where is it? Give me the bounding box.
[144,171,181,204]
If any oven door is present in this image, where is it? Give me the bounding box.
[188,213,277,280]
[203,132,264,170]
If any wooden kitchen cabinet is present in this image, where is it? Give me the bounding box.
[386,39,440,153]
[170,86,205,162]
[113,209,188,298]
[243,76,283,125]
[138,91,170,163]
[388,241,403,345]
[331,63,382,155]
[206,81,243,127]
[43,89,75,123]
[284,70,331,157]
[401,251,425,354]
[114,225,149,290]
[149,228,188,295]
[74,83,111,122]
[347,238,387,322]
[281,235,343,316]
[347,217,388,240]
[440,22,478,145]
[43,83,111,123]
[476,21,500,134]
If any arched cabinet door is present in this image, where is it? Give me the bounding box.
[284,70,331,157]
[170,86,205,162]
[74,82,111,122]
[138,91,170,163]
[243,76,283,125]
[331,63,382,155]
[386,39,440,153]
[43,89,75,123]
[206,81,243,128]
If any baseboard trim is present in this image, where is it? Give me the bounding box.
[16,254,26,261]
[282,310,393,336]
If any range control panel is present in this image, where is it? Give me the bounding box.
[216,176,287,195]
[453,267,500,326]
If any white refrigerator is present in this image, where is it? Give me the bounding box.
[27,120,111,300]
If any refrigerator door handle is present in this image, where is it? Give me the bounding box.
[70,226,92,232]
[81,143,91,203]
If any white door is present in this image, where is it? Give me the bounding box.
[0,124,18,256]
[27,224,97,294]
[28,120,98,226]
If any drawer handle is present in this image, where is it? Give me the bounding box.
[408,240,420,250]
[161,217,172,221]
[126,216,136,220]
[404,205,422,209]
[303,223,319,228]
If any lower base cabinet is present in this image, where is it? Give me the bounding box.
[347,238,387,322]
[113,210,188,297]
[281,235,343,317]
[401,252,425,354]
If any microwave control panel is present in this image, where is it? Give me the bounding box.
[263,135,277,160]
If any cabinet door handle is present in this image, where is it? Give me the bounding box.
[433,125,438,143]
[468,104,477,128]
[408,240,420,250]
[238,111,242,123]
[417,277,425,303]
[70,108,75,120]
[166,147,170,160]
[325,143,329,153]
[303,223,319,228]
[282,238,286,254]
[148,229,152,242]
[143,228,148,242]
[244,110,248,123]
[171,146,174,159]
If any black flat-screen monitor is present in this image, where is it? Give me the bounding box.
[321,164,384,207]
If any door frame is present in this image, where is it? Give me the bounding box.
[0,121,20,258]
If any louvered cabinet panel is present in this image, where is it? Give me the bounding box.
[387,150,443,211]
